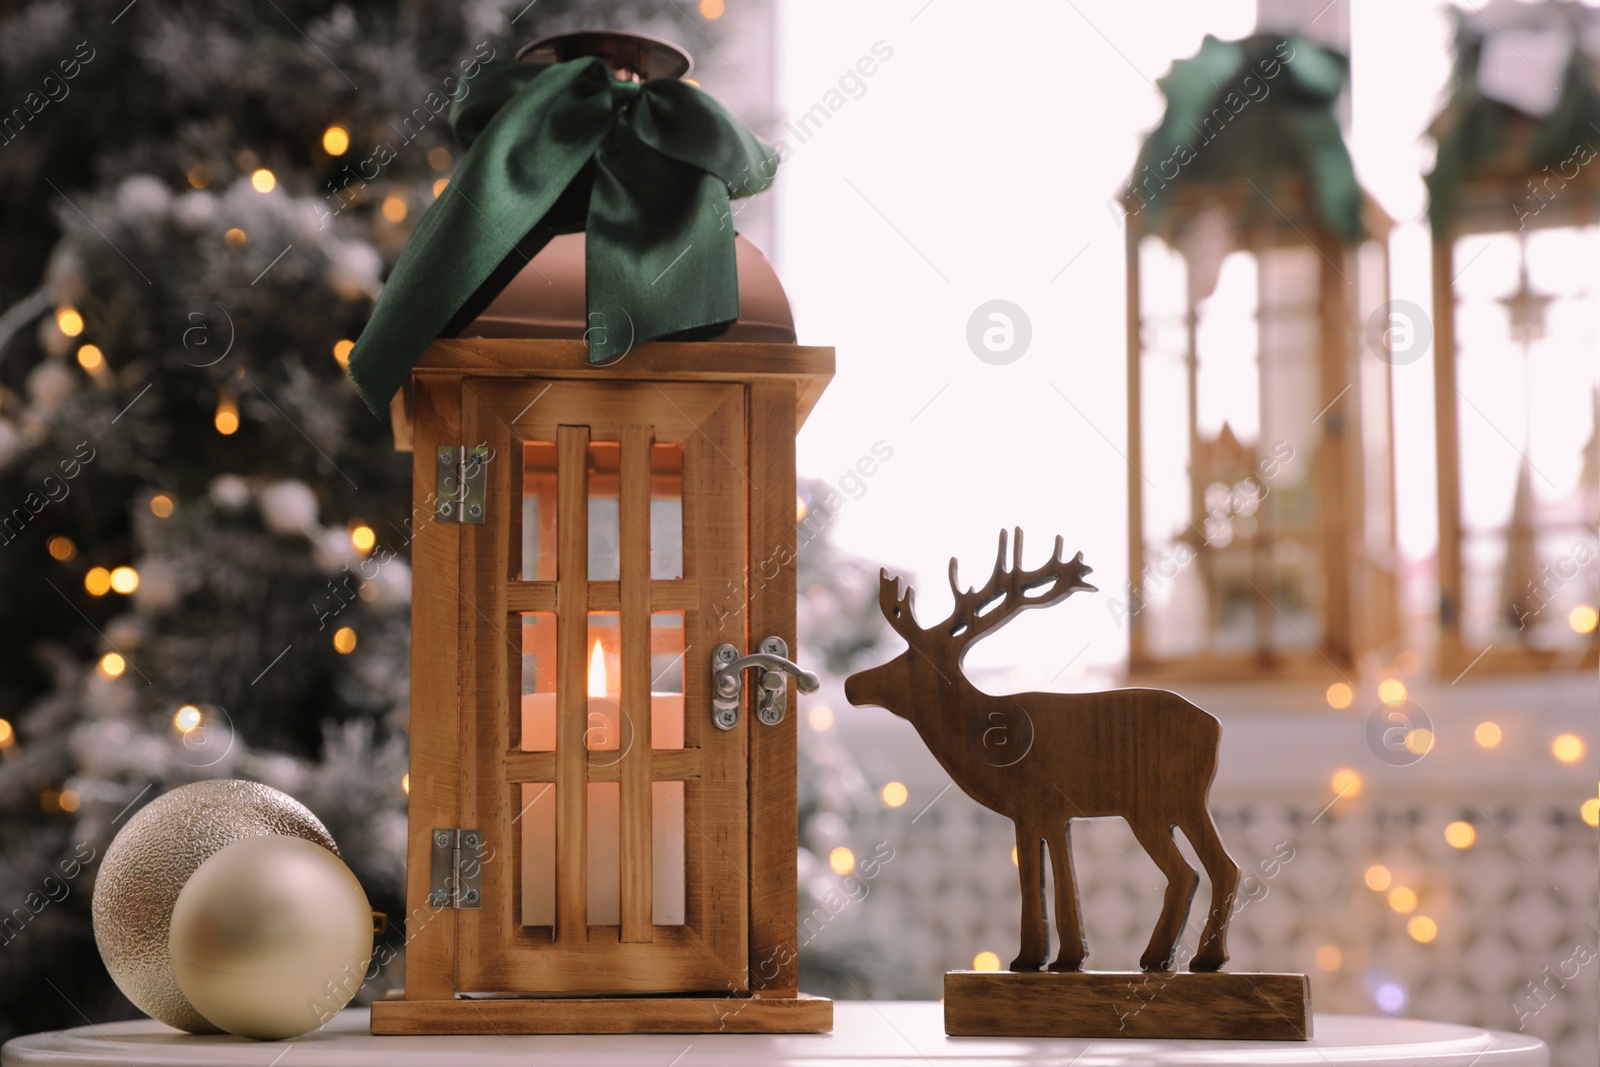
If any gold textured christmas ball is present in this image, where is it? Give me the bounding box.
[169,835,373,1040]
[90,779,338,1033]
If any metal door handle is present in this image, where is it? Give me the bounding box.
[711,637,819,730]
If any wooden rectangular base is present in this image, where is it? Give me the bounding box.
[369,993,833,1035]
[944,970,1311,1040]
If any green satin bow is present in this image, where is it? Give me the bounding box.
[346,57,780,416]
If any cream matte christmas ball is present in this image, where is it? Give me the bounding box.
[169,835,372,1040]
[90,779,338,1033]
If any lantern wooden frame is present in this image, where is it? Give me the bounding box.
[370,338,835,1035]
[1123,179,1400,680]
[1429,165,1600,677]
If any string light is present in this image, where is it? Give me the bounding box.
[1570,604,1598,634]
[431,178,449,198]
[1404,727,1434,756]
[972,951,1001,972]
[84,567,112,596]
[1553,734,1585,764]
[98,652,126,678]
[1331,768,1363,798]
[350,524,376,553]
[1582,793,1599,828]
[1387,886,1418,914]
[808,705,834,731]
[224,227,247,248]
[427,146,452,171]
[1374,983,1407,1013]
[56,308,84,336]
[796,494,808,522]
[109,566,139,594]
[1314,945,1342,971]
[1010,846,1019,866]
[0,718,14,747]
[381,194,408,222]
[76,344,104,371]
[333,626,358,654]
[322,125,350,155]
[401,773,410,796]
[215,393,240,435]
[150,494,175,518]
[1325,682,1352,709]
[699,0,725,18]
[47,536,75,561]
[827,846,855,875]
[1378,679,1407,707]
[1364,865,1392,891]
[880,781,908,808]
[1444,821,1475,849]
[1407,916,1438,943]
[59,789,80,812]
[173,705,203,733]
[333,339,353,367]
[187,163,212,189]
[250,168,276,193]
[1474,721,1502,748]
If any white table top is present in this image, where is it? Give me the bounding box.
[1,1004,1549,1066]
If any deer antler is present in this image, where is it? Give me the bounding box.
[877,568,922,640]
[943,528,1096,645]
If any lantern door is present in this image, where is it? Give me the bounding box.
[455,378,748,995]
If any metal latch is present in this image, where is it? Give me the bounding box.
[435,445,489,524]
[710,637,820,730]
[429,828,482,909]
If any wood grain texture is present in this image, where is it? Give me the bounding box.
[555,425,591,944]
[944,971,1310,1040]
[844,530,1244,976]
[744,380,800,997]
[370,993,833,1035]
[619,425,653,944]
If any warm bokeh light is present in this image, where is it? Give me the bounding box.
[1407,915,1438,943]
[1331,768,1363,798]
[0,718,13,748]
[150,494,175,518]
[322,125,350,155]
[1553,734,1585,764]
[1474,721,1502,748]
[1444,821,1476,849]
[808,704,834,731]
[333,339,354,367]
[401,773,410,796]
[109,566,139,594]
[1405,727,1434,756]
[58,789,80,813]
[828,846,855,875]
[1324,682,1352,710]
[427,146,452,171]
[187,163,212,189]
[1378,679,1407,706]
[1582,795,1599,828]
[56,308,84,336]
[173,705,202,733]
[334,626,358,654]
[76,344,104,370]
[381,194,408,222]
[1569,604,1598,634]
[224,227,247,248]
[250,167,276,193]
[796,494,808,522]
[1010,846,1019,866]
[972,951,1001,972]
[84,567,112,596]
[350,524,376,553]
[1364,865,1392,892]
[47,536,75,561]
[880,781,908,808]
[432,178,449,197]
[215,395,240,435]
[98,652,126,678]
[1314,944,1343,972]
[699,0,725,17]
[1388,886,1418,914]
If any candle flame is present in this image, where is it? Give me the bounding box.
[588,639,607,698]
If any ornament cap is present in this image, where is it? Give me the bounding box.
[516,30,693,82]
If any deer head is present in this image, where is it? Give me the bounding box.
[844,528,1096,718]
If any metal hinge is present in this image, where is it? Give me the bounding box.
[429,828,482,909]
[435,445,489,524]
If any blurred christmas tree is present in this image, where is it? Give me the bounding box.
[0,0,729,1040]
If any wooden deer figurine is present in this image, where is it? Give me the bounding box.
[844,529,1241,975]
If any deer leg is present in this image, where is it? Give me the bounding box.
[1046,822,1086,971]
[1180,810,1240,972]
[1009,823,1047,971]
[1128,819,1200,972]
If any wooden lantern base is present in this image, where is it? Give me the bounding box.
[369,992,833,1035]
[944,970,1311,1040]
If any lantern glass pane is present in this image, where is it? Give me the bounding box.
[519,782,555,926]
[650,443,683,580]
[588,442,621,581]
[652,781,685,925]
[588,782,620,925]
[521,441,557,581]
[519,612,556,752]
[651,612,685,750]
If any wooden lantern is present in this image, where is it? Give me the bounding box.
[369,235,835,1032]
[1424,3,1600,676]
[1120,35,1399,680]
